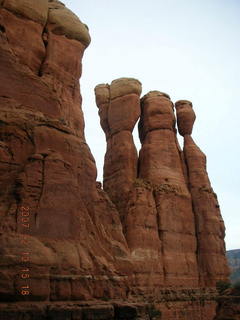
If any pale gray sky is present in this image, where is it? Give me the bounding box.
[64,0,240,250]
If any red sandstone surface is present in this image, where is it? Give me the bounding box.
[0,1,229,319]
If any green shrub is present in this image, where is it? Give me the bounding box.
[148,304,162,319]
[233,281,240,294]
[216,280,231,294]
[233,281,240,289]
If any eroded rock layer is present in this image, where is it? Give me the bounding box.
[0,1,229,319]
[0,0,131,304]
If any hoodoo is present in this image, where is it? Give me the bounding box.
[0,1,229,319]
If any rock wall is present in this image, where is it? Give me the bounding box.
[0,0,132,304]
[0,1,229,319]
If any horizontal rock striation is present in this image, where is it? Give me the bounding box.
[0,1,229,319]
[0,0,131,305]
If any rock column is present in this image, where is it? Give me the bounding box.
[175,100,229,286]
[95,78,142,223]
[138,92,199,287]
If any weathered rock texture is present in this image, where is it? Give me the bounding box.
[94,83,229,317]
[137,92,199,288]
[0,0,131,305]
[95,78,141,225]
[214,287,240,320]
[0,1,229,319]
[175,100,229,287]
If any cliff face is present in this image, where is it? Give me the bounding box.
[0,0,131,304]
[0,1,229,319]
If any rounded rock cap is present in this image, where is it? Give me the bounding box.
[48,0,91,46]
[141,90,171,103]
[94,84,110,106]
[175,100,193,108]
[110,77,142,100]
[3,1,91,46]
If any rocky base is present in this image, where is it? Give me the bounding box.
[214,295,240,320]
[0,289,219,320]
[0,300,216,320]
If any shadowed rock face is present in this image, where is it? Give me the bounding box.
[0,1,229,319]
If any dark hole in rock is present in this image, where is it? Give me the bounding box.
[0,25,6,33]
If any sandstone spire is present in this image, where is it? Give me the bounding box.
[175,100,229,286]
[138,91,199,286]
[0,0,230,318]
[95,78,141,223]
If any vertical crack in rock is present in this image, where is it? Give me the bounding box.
[38,27,49,77]
[191,195,202,285]
[35,155,46,227]
[153,192,167,281]
[22,127,35,147]
[38,5,50,77]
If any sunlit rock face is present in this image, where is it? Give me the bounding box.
[0,1,229,319]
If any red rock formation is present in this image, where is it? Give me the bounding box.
[214,287,240,320]
[0,0,131,304]
[175,100,196,136]
[137,92,199,287]
[0,0,229,319]
[95,78,141,224]
[176,100,229,286]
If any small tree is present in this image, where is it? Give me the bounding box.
[148,304,162,319]
[216,281,231,294]
[233,281,240,295]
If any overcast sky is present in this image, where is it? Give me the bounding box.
[64,0,239,250]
